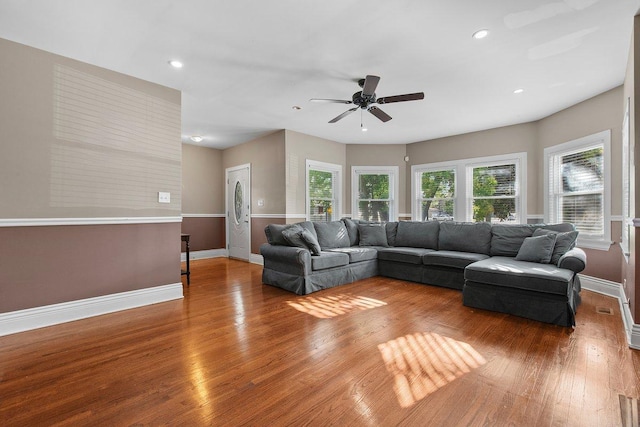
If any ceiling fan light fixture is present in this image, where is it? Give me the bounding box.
[472,29,489,40]
[168,60,183,69]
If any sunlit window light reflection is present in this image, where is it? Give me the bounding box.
[286,294,387,318]
[378,332,486,408]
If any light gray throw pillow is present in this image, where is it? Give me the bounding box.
[515,234,557,264]
[314,221,351,249]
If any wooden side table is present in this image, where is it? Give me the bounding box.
[181,233,190,285]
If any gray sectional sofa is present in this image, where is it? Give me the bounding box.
[260,219,587,327]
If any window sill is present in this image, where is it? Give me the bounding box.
[576,239,613,251]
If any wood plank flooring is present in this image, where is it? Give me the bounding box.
[1,258,639,426]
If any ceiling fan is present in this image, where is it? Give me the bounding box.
[310,75,424,124]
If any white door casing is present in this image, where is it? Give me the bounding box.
[226,164,251,261]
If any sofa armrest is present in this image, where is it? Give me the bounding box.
[557,247,587,274]
[260,243,312,275]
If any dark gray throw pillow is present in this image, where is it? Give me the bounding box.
[299,229,322,255]
[532,228,579,265]
[515,234,557,264]
[358,224,389,247]
[281,225,306,248]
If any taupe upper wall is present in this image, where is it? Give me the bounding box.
[285,130,347,219]
[537,86,623,216]
[222,130,286,215]
[0,38,182,219]
[182,144,224,214]
[406,122,539,215]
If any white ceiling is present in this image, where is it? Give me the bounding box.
[0,0,639,149]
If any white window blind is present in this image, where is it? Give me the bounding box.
[545,130,610,247]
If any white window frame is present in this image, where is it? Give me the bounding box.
[544,130,611,250]
[412,160,460,221]
[306,159,342,222]
[466,153,526,224]
[412,153,526,223]
[351,166,399,222]
[622,99,632,259]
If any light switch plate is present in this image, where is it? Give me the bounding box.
[158,192,171,203]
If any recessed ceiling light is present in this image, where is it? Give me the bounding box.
[361,125,368,132]
[472,29,489,40]
[292,106,302,110]
[169,60,183,69]
[513,88,524,94]
[190,135,203,142]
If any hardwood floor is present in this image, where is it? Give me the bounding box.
[1,258,639,426]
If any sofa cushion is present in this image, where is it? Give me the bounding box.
[515,234,557,264]
[311,251,350,271]
[385,222,398,247]
[464,257,575,295]
[422,251,490,269]
[376,247,435,264]
[265,221,317,245]
[326,247,379,263]
[490,224,536,257]
[314,221,351,249]
[439,222,492,254]
[395,221,439,249]
[532,228,579,265]
[342,218,360,246]
[358,224,389,247]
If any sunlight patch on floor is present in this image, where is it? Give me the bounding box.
[378,332,486,408]
[286,294,387,318]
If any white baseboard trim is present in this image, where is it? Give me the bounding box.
[250,253,264,265]
[579,274,639,350]
[0,283,183,337]
[181,248,228,261]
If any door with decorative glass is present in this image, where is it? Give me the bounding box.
[226,164,251,261]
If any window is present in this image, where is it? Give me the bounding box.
[545,130,611,248]
[352,166,398,222]
[468,162,518,223]
[622,99,632,258]
[307,160,341,222]
[413,153,526,223]
[417,167,456,221]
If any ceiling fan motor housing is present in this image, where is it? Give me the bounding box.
[352,91,375,108]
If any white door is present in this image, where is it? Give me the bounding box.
[227,164,251,261]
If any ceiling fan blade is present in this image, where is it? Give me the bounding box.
[377,92,425,104]
[310,98,352,104]
[368,106,392,122]
[361,75,380,97]
[329,107,358,123]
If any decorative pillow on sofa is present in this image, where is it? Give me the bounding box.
[395,221,439,249]
[265,221,317,245]
[515,234,557,263]
[532,228,579,265]
[299,229,322,255]
[281,225,307,248]
[358,224,389,247]
[314,221,351,249]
